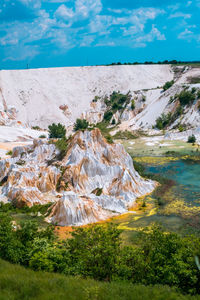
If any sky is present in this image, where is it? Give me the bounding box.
[0,0,200,69]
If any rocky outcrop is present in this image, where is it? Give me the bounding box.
[0,129,157,224]
[0,140,61,207]
[47,129,157,226]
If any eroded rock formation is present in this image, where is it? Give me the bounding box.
[0,129,157,225]
[47,129,156,225]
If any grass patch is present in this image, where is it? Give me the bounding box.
[112,130,137,140]
[0,259,199,300]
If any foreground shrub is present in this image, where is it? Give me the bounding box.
[48,123,66,139]
[0,259,198,300]
[0,215,200,294]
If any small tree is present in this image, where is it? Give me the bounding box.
[163,80,174,91]
[48,123,66,139]
[187,134,196,144]
[74,119,89,131]
[131,100,135,110]
[179,90,195,106]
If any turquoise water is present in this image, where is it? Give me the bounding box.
[145,159,200,205]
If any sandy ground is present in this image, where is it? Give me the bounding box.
[0,125,47,158]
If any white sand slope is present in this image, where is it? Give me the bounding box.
[0,65,173,128]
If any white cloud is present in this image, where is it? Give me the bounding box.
[75,0,102,17]
[178,28,200,42]
[54,4,74,20]
[135,25,166,47]
[169,12,192,19]
[186,1,192,7]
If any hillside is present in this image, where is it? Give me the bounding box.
[0,259,199,300]
[0,64,200,141]
[0,65,173,129]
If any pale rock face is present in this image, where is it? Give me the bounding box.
[48,129,157,226]
[0,129,157,224]
[48,191,113,226]
[0,141,61,207]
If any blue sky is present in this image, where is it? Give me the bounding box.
[0,0,200,69]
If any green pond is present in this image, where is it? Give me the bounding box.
[110,156,200,243]
[145,159,200,205]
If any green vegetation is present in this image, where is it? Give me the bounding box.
[0,214,200,295]
[188,135,196,144]
[103,111,113,122]
[74,119,89,131]
[0,202,52,216]
[39,135,46,139]
[103,91,132,122]
[94,122,114,144]
[113,130,137,140]
[155,105,183,130]
[48,123,66,139]
[6,150,13,156]
[163,80,174,91]
[155,113,172,130]
[131,99,135,110]
[178,90,196,106]
[1,259,199,300]
[189,77,200,84]
[54,137,69,160]
[32,126,41,131]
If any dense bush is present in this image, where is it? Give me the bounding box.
[178,90,196,106]
[74,119,89,131]
[155,105,184,130]
[48,123,66,139]
[104,92,132,121]
[0,215,200,295]
[188,135,196,144]
[163,80,174,91]
[155,113,172,130]
[103,111,113,122]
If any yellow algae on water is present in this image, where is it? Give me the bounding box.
[146,207,157,217]
[133,156,179,165]
[161,199,200,217]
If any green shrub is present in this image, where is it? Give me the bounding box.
[191,87,197,94]
[48,123,66,139]
[74,119,89,131]
[131,100,135,110]
[113,130,137,140]
[187,135,196,144]
[1,259,197,300]
[6,150,12,156]
[163,80,174,91]
[178,125,184,132]
[32,126,41,131]
[1,215,200,294]
[103,111,113,122]
[155,113,172,130]
[178,90,195,106]
[39,135,46,139]
[55,138,68,160]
